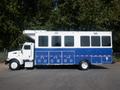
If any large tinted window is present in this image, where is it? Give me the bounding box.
[91,36,100,46]
[81,36,90,46]
[38,36,48,46]
[64,36,74,46]
[52,36,61,47]
[102,36,111,46]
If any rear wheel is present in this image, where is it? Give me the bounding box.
[9,60,20,70]
[79,61,89,70]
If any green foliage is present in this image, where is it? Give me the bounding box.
[0,51,7,63]
[113,56,119,62]
[0,0,120,51]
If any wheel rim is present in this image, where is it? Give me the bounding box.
[11,62,18,69]
[81,62,88,69]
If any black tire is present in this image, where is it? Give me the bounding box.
[9,60,20,70]
[79,61,89,70]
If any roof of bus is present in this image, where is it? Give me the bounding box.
[23,30,112,33]
[23,30,112,40]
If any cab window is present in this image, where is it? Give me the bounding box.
[24,45,31,50]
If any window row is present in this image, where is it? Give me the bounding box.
[38,36,111,47]
[38,36,74,47]
[81,36,111,47]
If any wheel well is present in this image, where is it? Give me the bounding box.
[9,59,20,64]
[80,60,90,64]
[9,58,24,65]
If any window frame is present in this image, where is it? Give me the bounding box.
[91,36,101,47]
[64,36,74,47]
[80,36,90,47]
[38,36,48,47]
[51,36,62,47]
[102,36,111,47]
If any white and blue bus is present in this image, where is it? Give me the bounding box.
[6,30,112,70]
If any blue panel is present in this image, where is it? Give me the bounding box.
[49,52,61,64]
[35,52,48,64]
[92,57,101,64]
[63,52,75,64]
[79,56,91,64]
[102,57,112,64]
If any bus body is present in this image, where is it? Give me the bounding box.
[6,30,112,70]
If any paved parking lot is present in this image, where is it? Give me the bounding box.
[0,63,120,90]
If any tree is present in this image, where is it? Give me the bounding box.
[0,0,120,51]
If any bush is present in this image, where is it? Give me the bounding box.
[0,52,7,63]
[113,56,120,63]
[113,53,120,63]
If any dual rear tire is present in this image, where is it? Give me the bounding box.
[79,61,89,70]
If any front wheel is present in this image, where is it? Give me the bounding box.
[79,61,89,70]
[9,60,20,70]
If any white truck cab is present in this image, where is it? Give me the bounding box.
[6,42,34,70]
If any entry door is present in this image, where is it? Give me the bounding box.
[22,45,32,60]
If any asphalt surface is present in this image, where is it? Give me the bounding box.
[0,63,120,90]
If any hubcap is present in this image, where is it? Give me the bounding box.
[81,62,88,69]
[11,62,18,69]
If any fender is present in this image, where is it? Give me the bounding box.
[9,58,24,65]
